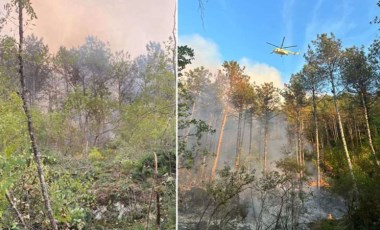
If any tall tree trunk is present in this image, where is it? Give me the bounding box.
[203,114,213,148]
[118,79,123,108]
[361,92,379,166]
[236,111,242,155]
[353,117,360,148]
[208,130,216,154]
[258,122,262,158]
[200,155,207,182]
[358,123,363,147]
[184,101,197,142]
[333,117,338,142]
[324,121,332,150]
[348,123,355,150]
[249,114,253,155]
[17,1,57,229]
[235,111,246,172]
[210,109,228,180]
[154,153,160,230]
[312,88,321,190]
[241,112,246,149]
[301,118,305,177]
[296,110,301,177]
[330,73,357,194]
[320,129,325,162]
[263,118,269,174]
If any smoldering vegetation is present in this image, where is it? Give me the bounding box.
[178,38,380,229]
[179,95,345,229]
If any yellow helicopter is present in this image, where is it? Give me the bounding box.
[267,37,300,56]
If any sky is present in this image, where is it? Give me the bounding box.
[1,0,176,57]
[179,0,379,88]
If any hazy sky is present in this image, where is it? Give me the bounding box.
[179,0,379,87]
[2,0,176,57]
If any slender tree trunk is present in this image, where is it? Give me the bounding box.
[353,118,360,148]
[332,117,339,142]
[208,131,216,154]
[258,122,262,158]
[320,130,325,164]
[200,155,207,182]
[361,92,379,166]
[249,114,253,155]
[210,109,228,180]
[154,153,160,230]
[203,114,213,148]
[81,71,89,155]
[312,88,321,190]
[296,124,300,167]
[5,190,28,229]
[118,79,122,108]
[184,101,197,142]
[324,121,332,149]
[348,122,355,150]
[235,111,241,170]
[296,110,301,177]
[241,112,246,148]
[235,111,246,171]
[32,74,35,105]
[263,118,269,174]
[209,113,219,154]
[236,111,242,155]
[358,123,363,147]
[146,153,160,230]
[330,73,357,194]
[301,118,305,177]
[17,1,57,229]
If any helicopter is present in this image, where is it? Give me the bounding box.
[267,37,300,56]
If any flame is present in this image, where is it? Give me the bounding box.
[308,179,330,188]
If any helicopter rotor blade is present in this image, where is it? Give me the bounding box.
[281,36,285,48]
[266,42,280,48]
[283,45,297,49]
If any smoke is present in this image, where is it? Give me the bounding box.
[179,34,223,75]
[240,57,283,89]
[179,34,283,87]
[0,0,176,56]
[210,113,291,173]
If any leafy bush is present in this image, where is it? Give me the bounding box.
[89,147,104,161]
[132,150,175,181]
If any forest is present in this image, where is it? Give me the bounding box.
[0,1,175,229]
[178,9,380,230]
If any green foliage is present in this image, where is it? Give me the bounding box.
[0,92,30,222]
[89,147,104,161]
[178,45,214,168]
[209,165,255,203]
[310,219,345,230]
[0,36,175,229]
[346,169,380,229]
[194,166,255,229]
[48,171,94,227]
[132,150,175,181]
[178,45,194,74]
[255,82,281,119]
